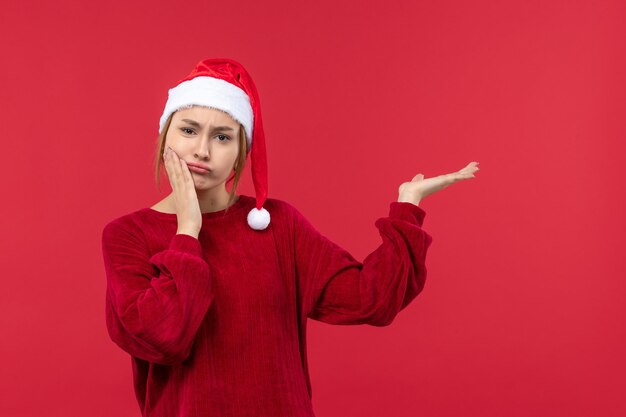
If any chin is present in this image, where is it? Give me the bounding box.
[192,176,226,190]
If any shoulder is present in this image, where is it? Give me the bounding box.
[262,196,306,223]
[101,208,149,246]
[253,196,311,235]
[262,196,320,237]
[264,196,296,213]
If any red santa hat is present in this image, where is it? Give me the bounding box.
[158,58,270,231]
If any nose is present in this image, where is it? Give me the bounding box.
[194,139,211,159]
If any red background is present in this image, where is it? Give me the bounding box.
[1,0,625,416]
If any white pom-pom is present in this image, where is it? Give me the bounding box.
[247,206,270,230]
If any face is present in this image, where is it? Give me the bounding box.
[165,106,240,191]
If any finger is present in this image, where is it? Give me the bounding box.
[163,148,171,174]
[411,173,424,182]
[169,148,182,183]
[460,162,478,171]
[180,159,193,184]
[163,148,179,191]
[459,164,478,175]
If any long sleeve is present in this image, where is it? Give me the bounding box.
[294,202,433,327]
[101,220,215,365]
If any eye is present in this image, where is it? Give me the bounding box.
[181,127,195,135]
[216,134,231,142]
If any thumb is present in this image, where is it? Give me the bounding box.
[412,173,424,182]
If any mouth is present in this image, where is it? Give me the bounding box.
[186,163,211,175]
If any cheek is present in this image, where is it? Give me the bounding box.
[164,134,180,150]
[217,145,239,161]
[171,138,195,155]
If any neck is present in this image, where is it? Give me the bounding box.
[167,186,237,213]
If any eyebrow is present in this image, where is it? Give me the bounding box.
[180,119,236,132]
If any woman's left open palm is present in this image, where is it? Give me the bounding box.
[398,161,480,204]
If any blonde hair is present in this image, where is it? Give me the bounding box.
[154,109,248,212]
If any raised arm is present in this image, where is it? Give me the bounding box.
[101,220,214,365]
[294,202,433,326]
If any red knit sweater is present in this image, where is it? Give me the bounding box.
[101,194,432,417]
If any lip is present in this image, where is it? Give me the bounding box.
[187,165,211,175]
[185,162,211,172]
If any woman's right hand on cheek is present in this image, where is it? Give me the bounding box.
[163,146,202,237]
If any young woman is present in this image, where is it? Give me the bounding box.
[101,58,479,417]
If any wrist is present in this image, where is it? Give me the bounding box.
[397,193,421,206]
[177,229,199,239]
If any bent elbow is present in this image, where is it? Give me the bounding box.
[110,333,193,366]
[153,348,192,366]
[367,312,397,327]
[107,320,194,366]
